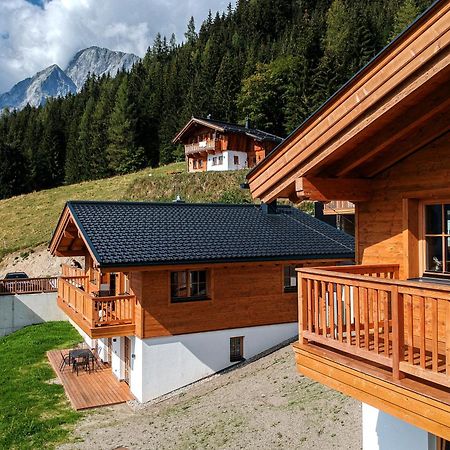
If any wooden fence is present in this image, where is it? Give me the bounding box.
[0,277,58,295]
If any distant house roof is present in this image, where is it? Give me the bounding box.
[52,201,354,268]
[172,117,283,144]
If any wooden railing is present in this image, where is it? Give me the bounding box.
[185,139,218,155]
[323,200,355,215]
[58,276,135,329]
[0,277,58,295]
[298,264,450,388]
[61,263,85,278]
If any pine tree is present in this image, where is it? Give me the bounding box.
[323,0,351,57]
[389,0,421,41]
[107,77,145,174]
[185,16,198,44]
[0,142,27,198]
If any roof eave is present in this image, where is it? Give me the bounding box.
[96,253,355,270]
[172,117,225,143]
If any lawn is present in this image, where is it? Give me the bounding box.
[0,322,82,449]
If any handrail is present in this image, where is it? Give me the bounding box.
[298,264,450,388]
[299,265,450,296]
[61,263,85,278]
[0,277,58,295]
[58,277,135,328]
[185,139,218,155]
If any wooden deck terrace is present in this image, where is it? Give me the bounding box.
[295,264,450,439]
[47,349,134,410]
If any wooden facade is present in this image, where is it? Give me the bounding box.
[55,251,348,341]
[173,118,279,172]
[246,0,450,441]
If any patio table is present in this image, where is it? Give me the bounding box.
[69,348,94,373]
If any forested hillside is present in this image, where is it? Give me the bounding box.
[0,0,431,199]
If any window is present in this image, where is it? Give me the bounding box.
[218,155,224,165]
[234,155,239,165]
[284,265,298,292]
[436,437,450,450]
[212,157,217,166]
[198,160,203,168]
[230,336,244,362]
[423,203,450,275]
[171,270,208,302]
[193,160,197,169]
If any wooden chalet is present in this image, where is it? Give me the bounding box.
[49,200,353,402]
[173,116,283,172]
[247,0,450,446]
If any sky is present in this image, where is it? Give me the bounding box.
[0,0,232,92]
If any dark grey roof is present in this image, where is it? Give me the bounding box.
[197,117,283,143]
[173,116,284,144]
[66,201,354,268]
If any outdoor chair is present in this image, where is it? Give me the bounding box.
[72,356,91,376]
[59,351,71,372]
[90,348,101,370]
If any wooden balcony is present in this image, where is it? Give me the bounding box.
[323,200,355,215]
[185,139,218,156]
[0,277,57,295]
[57,276,135,338]
[295,264,450,439]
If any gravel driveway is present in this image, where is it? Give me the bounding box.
[59,344,361,450]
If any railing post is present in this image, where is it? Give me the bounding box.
[298,271,308,345]
[89,296,96,328]
[391,285,405,379]
[446,301,450,376]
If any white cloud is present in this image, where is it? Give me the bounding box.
[0,0,232,92]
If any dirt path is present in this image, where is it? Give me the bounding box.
[59,344,361,450]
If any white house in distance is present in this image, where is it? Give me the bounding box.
[172,116,283,173]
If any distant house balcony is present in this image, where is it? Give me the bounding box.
[57,268,135,338]
[294,264,450,438]
[184,139,218,156]
[323,201,355,215]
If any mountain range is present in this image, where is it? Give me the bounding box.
[0,46,140,111]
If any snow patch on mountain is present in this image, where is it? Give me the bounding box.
[0,65,76,111]
[65,46,140,90]
[0,46,141,111]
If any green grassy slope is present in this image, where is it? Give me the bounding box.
[0,322,82,449]
[0,163,252,260]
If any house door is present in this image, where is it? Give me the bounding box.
[124,337,131,385]
[109,273,117,296]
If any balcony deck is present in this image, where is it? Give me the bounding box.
[57,275,136,338]
[184,139,218,156]
[296,264,450,439]
[47,350,134,410]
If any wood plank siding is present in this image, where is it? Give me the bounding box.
[357,133,450,278]
[129,260,346,339]
[133,263,298,339]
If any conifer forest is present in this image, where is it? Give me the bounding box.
[0,0,432,199]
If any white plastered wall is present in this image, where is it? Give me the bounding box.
[129,322,297,403]
[206,150,248,171]
[362,403,436,450]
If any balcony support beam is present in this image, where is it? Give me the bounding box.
[295,176,373,202]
